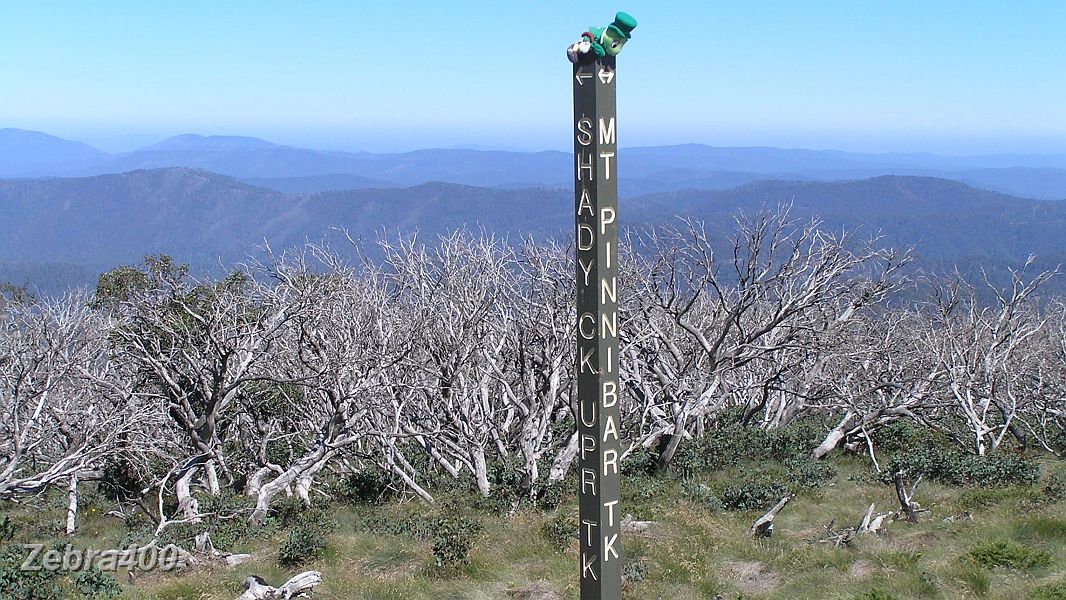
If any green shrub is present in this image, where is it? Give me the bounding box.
[268,496,310,529]
[98,457,147,502]
[531,480,568,511]
[667,419,824,477]
[785,458,837,490]
[622,475,668,503]
[0,544,63,600]
[432,513,481,569]
[871,420,938,454]
[620,448,658,476]
[884,446,1038,487]
[278,523,327,566]
[71,568,121,598]
[0,515,16,542]
[540,512,577,552]
[1029,582,1066,600]
[681,481,724,511]
[967,540,1052,571]
[336,470,396,505]
[720,478,790,511]
[1041,471,1066,503]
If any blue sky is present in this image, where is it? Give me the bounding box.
[1,1,1064,154]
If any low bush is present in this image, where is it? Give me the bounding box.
[967,540,1052,571]
[622,475,668,503]
[669,419,824,477]
[540,512,577,552]
[884,446,1038,487]
[871,420,940,454]
[98,457,148,502]
[71,568,121,598]
[0,543,63,600]
[785,458,837,490]
[432,512,481,569]
[1041,471,1066,503]
[719,478,790,511]
[278,523,327,567]
[620,448,658,476]
[681,480,724,510]
[0,515,16,542]
[336,470,396,505]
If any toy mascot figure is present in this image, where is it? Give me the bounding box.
[567,11,637,63]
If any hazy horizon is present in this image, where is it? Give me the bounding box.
[3,2,1063,156]
[6,126,1066,158]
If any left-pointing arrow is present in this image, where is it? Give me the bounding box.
[598,67,615,84]
[575,72,593,86]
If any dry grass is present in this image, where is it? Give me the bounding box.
[2,459,1064,599]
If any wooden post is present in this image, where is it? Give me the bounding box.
[573,54,622,600]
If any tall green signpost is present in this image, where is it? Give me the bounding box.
[567,11,636,600]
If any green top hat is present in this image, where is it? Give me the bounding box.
[609,11,637,39]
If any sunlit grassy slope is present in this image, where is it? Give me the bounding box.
[3,453,1064,600]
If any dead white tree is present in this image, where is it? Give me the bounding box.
[917,263,1056,455]
[622,210,906,468]
[381,232,515,497]
[101,256,309,518]
[243,246,432,521]
[0,291,158,534]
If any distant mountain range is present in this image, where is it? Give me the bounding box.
[1,128,1064,199]
[2,167,1066,295]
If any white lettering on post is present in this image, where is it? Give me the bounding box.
[582,468,598,495]
[577,224,595,251]
[577,153,594,181]
[599,117,616,145]
[579,313,596,340]
[577,117,594,146]
[599,152,615,180]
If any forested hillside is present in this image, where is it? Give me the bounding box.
[3,169,1066,296]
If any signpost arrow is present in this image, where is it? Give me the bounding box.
[576,72,593,86]
[597,66,614,84]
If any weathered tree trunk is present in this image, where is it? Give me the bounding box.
[751,493,796,537]
[204,461,221,496]
[175,467,202,522]
[251,451,331,523]
[387,460,434,503]
[472,448,490,497]
[244,466,275,496]
[811,412,854,460]
[548,431,579,482]
[656,414,689,471]
[236,571,322,600]
[65,474,78,535]
[893,472,922,523]
[294,475,312,507]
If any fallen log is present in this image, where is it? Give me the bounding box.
[235,571,322,600]
[750,493,796,538]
